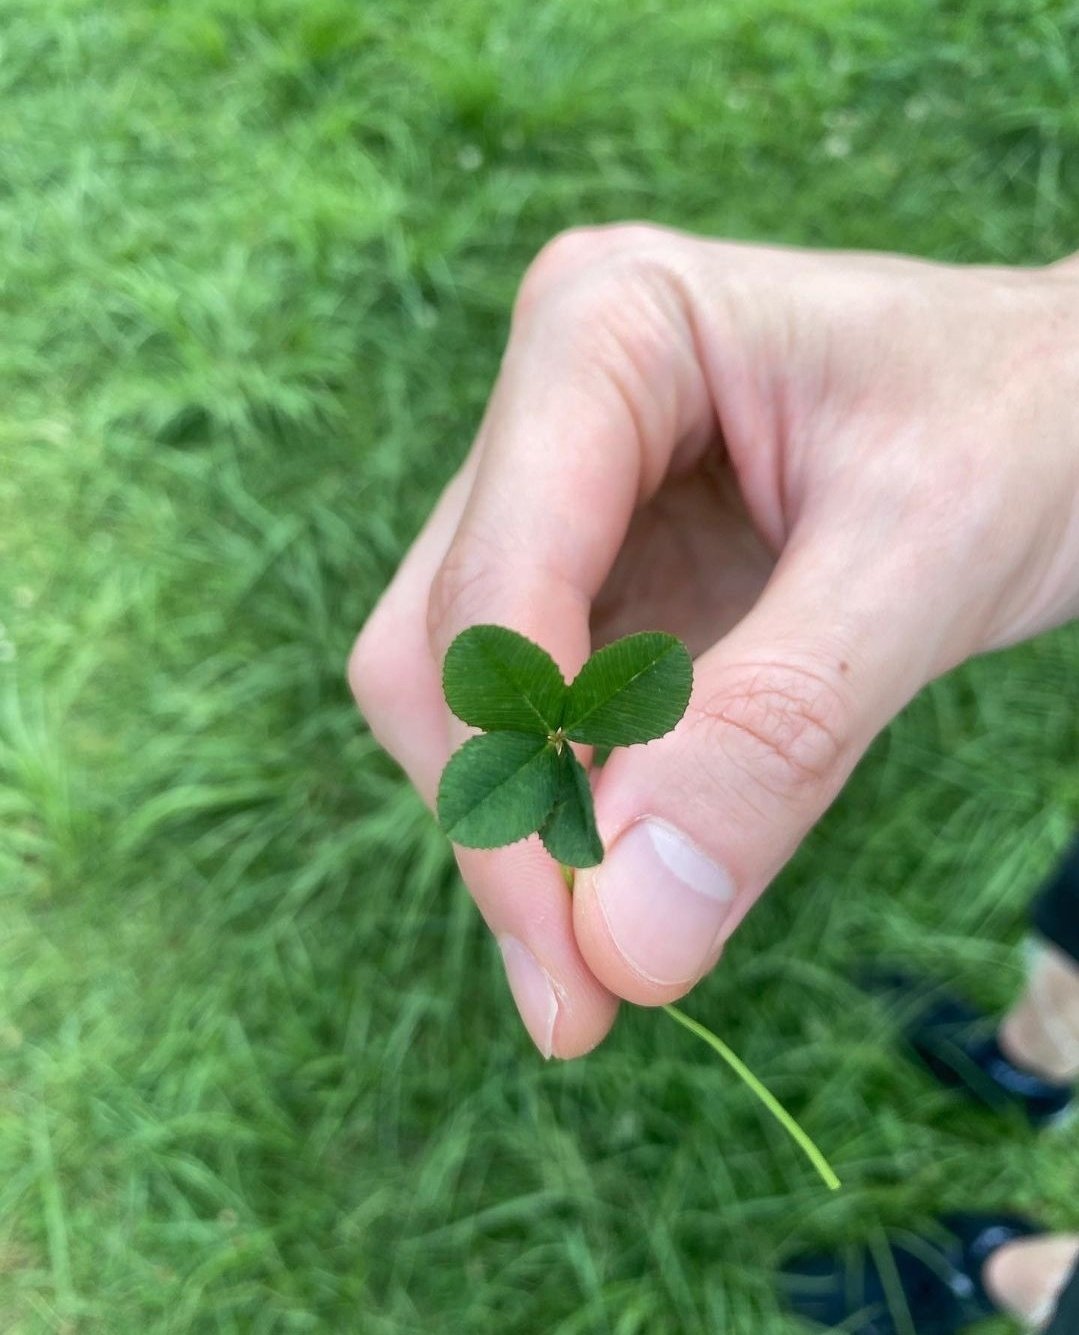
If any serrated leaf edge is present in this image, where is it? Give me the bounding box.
[563,636,689,744]
[437,731,558,845]
[538,749,603,868]
[442,625,566,735]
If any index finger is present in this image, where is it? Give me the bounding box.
[354,226,715,1059]
[427,225,715,680]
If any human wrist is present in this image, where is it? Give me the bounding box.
[1002,261,1079,637]
[1039,262,1079,624]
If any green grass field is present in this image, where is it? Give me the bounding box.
[2,1,1078,1330]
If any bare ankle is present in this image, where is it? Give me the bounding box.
[984,1235,1079,1331]
[999,944,1079,1084]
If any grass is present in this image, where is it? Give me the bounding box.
[1,0,1078,1330]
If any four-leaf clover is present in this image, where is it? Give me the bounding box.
[437,626,693,867]
[431,623,841,1191]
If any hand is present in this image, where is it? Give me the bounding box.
[350,224,1079,1058]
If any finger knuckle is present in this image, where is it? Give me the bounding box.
[426,536,495,660]
[515,228,604,317]
[693,662,851,803]
[515,222,670,321]
[347,617,394,720]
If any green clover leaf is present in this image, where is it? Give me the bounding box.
[436,625,693,867]
[442,623,565,734]
[540,747,604,868]
[562,632,693,747]
[436,731,560,848]
[433,623,840,1192]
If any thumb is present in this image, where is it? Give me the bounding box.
[573,533,950,1005]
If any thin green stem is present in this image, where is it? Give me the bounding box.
[561,863,839,1190]
[662,1003,841,1192]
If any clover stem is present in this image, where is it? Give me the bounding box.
[558,862,839,1192]
[661,1003,841,1192]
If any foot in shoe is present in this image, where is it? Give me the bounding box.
[863,969,1074,1127]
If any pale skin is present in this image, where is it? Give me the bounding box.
[350,224,1079,1060]
[353,225,1079,1327]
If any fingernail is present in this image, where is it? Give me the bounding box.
[594,818,735,986]
[497,936,559,1059]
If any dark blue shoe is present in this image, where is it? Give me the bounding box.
[864,969,1074,1128]
[781,1213,1044,1333]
